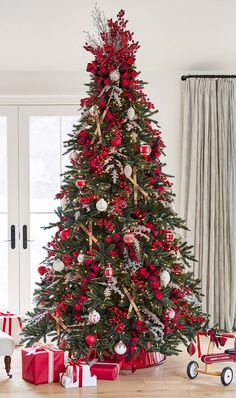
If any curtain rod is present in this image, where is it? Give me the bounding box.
[181,75,236,81]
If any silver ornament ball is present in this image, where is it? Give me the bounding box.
[89,105,99,118]
[124,164,132,178]
[96,198,108,212]
[53,259,64,272]
[114,341,127,355]
[88,310,100,324]
[109,69,120,82]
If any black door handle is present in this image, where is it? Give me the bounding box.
[10,225,15,249]
[23,225,27,249]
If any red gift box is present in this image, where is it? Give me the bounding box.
[22,345,65,385]
[0,311,22,345]
[90,361,120,380]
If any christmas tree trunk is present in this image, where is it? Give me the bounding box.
[22,8,207,370]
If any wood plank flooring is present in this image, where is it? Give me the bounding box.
[0,338,236,397]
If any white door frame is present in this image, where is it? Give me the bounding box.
[0,106,19,313]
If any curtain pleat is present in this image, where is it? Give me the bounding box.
[180,78,236,331]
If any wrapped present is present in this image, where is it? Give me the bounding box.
[90,361,121,380]
[22,343,65,385]
[0,311,22,345]
[60,362,97,388]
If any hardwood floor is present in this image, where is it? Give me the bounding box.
[0,339,236,397]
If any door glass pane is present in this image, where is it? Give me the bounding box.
[30,213,57,296]
[0,117,8,309]
[30,117,61,213]
[29,113,79,304]
[0,117,7,212]
[0,214,8,309]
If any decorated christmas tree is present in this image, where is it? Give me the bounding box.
[22,9,207,365]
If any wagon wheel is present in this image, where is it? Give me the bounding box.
[221,367,233,386]
[187,361,199,379]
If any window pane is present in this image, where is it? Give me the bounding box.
[30,213,57,299]
[30,117,61,213]
[0,117,7,213]
[0,214,8,309]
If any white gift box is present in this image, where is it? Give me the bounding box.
[0,311,22,345]
[60,363,97,388]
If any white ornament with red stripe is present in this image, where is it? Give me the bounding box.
[105,263,114,284]
[96,198,108,212]
[165,308,175,320]
[160,270,171,288]
[109,69,120,82]
[76,176,86,190]
[114,341,127,355]
[127,107,136,121]
[166,231,174,243]
[123,231,134,244]
[140,142,152,156]
[88,310,100,324]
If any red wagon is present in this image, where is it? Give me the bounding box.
[187,330,236,386]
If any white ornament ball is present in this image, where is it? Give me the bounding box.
[69,151,80,162]
[165,308,175,320]
[77,253,85,264]
[89,105,98,118]
[96,198,108,212]
[88,310,100,324]
[74,210,81,220]
[127,107,136,121]
[114,341,127,355]
[53,259,64,272]
[124,164,132,178]
[160,270,171,288]
[109,69,120,82]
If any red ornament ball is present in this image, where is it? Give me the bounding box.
[123,231,134,244]
[76,176,86,190]
[60,229,70,240]
[140,142,151,156]
[85,335,97,346]
[37,265,47,276]
[111,138,122,147]
[187,342,196,356]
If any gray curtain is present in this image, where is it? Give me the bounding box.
[180,77,236,331]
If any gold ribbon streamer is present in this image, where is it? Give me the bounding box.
[133,166,138,206]
[50,313,68,336]
[79,222,99,248]
[91,106,109,145]
[122,285,143,321]
[126,172,150,202]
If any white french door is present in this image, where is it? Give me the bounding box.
[0,105,79,314]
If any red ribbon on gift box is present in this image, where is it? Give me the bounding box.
[0,311,22,336]
[66,361,79,384]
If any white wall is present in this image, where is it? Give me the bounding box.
[1,0,236,210]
